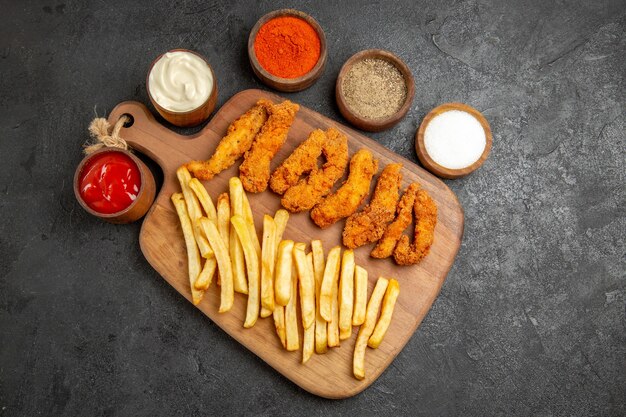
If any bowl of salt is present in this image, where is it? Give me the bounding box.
[416,102,492,179]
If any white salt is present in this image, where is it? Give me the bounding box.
[424,110,486,169]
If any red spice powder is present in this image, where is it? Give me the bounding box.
[253,16,321,79]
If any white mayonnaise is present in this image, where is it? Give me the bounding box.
[148,51,213,112]
[424,110,487,169]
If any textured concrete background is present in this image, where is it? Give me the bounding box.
[1,0,624,415]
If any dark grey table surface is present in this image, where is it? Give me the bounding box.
[1,0,624,416]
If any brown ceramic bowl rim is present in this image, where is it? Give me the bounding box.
[73,147,148,219]
[248,9,327,85]
[415,102,493,179]
[146,48,217,115]
[336,49,415,129]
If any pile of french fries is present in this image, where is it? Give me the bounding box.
[171,167,400,379]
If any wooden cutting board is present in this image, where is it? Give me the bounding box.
[107,89,464,399]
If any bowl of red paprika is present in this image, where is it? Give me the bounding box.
[248,9,327,92]
[73,148,156,224]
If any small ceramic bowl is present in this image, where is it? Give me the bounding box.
[147,49,218,128]
[74,148,156,224]
[415,102,492,179]
[336,49,415,132]
[248,9,327,92]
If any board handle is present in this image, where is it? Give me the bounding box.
[107,101,213,177]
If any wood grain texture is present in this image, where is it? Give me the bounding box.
[106,89,464,399]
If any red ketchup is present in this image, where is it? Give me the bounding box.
[79,152,141,214]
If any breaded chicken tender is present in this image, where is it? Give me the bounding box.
[370,183,420,259]
[310,149,378,228]
[273,128,349,212]
[393,189,437,265]
[239,100,299,193]
[270,129,327,195]
[342,163,402,248]
[186,99,271,180]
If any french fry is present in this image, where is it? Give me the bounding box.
[171,193,204,305]
[294,243,315,330]
[229,177,248,294]
[263,209,290,317]
[285,263,299,351]
[328,272,340,348]
[193,222,214,258]
[302,252,315,364]
[353,277,389,380]
[273,305,286,348]
[339,249,355,340]
[231,215,261,328]
[216,193,230,286]
[339,322,351,340]
[194,256,217,291]
[274,240,294,306]
[319,246,341,321]
[273,209,289,240]
[177,167,213,258]
[199,217,234,313]
[241,189,261,258]
[176,166,201,220]
[302,324,315,364]
[217,193,230,250]
[368,279,400,348]
[311,240,328,354]
[260,215,276,317]
[352,265,368,326]
[189,177,217,223]
[271,209,290,345]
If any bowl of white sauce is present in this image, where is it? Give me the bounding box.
[415,103,492,179]
[147,49,218,127]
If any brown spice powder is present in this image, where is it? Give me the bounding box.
[341,58,407,120]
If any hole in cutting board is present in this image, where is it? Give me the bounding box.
[121,113,135,128]
[118,112,162,194]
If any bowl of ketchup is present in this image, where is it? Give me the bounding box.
[74,148,156,223]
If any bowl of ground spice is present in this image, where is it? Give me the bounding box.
[248,9,327,92]
[336,49,415,132]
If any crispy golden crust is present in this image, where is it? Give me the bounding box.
[186,99,271,180]
[310,149,378,228]
[342,163,402,248]
[279,128,349,212]
[370,183,420,259]
[239,100,299,193]
[393,189,437,265]
[269,129,327,195]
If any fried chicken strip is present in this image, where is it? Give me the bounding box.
[393,189,437,265]
[310,149,378,229]
[239,100,300,193]
[276,128,349,212]
[186,99,272,180]
[342,163,402,248]
[370,183,420,259]
[269,129,327,195]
